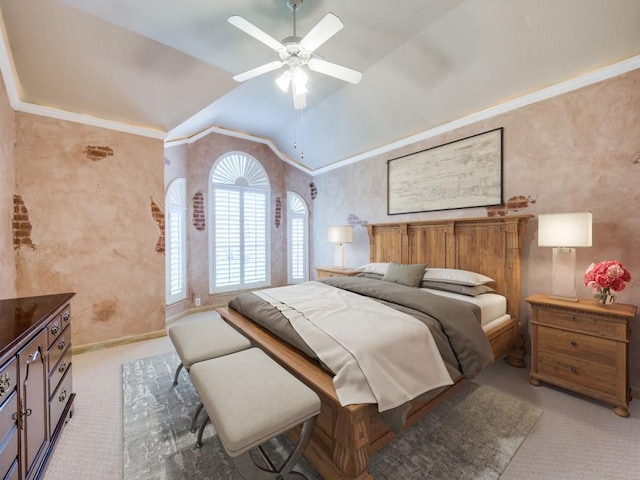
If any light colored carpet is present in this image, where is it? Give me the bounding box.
[41,328,640,480]
[122,352,541,480]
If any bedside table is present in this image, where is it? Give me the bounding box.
[315,266,360,279]
[526,293,637,417]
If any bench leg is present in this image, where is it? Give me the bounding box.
[173,362,185,386]
[196,415,210,448]
[190,402,204,433]
[232,416,318,480]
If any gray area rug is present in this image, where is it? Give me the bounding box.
[123,352,541,479]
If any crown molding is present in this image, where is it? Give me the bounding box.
[313,55,640,175]
[14,102,166,140]
[165,125,314,175]
[0,8,20,109]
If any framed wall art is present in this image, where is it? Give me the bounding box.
[387,128,503,215]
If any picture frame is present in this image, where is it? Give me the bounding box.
[387,128,503,215]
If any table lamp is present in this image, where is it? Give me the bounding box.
[327,225,353,269]
[538,212,592,301]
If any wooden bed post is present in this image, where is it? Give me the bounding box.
[332,406,371,478]
[503,217,528,367]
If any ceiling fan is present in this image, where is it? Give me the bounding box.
[228,0,363,110]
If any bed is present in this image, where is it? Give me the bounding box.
[217,214,532,480]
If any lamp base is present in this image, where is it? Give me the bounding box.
[550,247,578,300]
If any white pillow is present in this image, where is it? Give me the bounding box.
[422,268,494,286]
[357,263,390,275]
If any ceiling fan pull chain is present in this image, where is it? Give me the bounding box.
[300,107,304,161]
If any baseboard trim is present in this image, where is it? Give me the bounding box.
[631,385,639,400]
[71,305,229,355]
[72,329,167,355]
[165,305,226,327]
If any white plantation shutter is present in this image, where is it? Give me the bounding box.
[166,178,187,304]
[287,192,308,284]
[213,187,241,287]
[210,153,270,293]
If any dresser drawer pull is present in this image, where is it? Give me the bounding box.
[50,322,60,336]
[17,400,32,430]
[63,311,70,323]
[0,373,11,397]
[58,361,67,373]
[58,389,67,403]
[570,340,578,347]
[571,367,578,374]
[58,339,66,351]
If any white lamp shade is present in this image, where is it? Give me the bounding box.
[538,212,592,247]
[328,225,353,244]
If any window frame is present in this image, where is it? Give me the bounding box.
[165,178,187,305]
[287,191,309,284]
[208,152,271,294]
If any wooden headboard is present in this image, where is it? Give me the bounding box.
[365,215,533,322]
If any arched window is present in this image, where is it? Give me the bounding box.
[165,178,187,304]
[209,152,271,293]
[287,192,309,284]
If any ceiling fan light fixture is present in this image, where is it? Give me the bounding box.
[291,67,308,95]
[276,70,292,92]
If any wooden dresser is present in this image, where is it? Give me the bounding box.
[0,293,75,480]
[526,293,636,417]
[315,267,360,279]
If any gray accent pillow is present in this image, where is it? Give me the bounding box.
[382,263,427,288]
[420,280,495,297]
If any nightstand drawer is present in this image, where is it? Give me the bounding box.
[536,309,622,339]
[538,351,617,397]
[537,326,617,366]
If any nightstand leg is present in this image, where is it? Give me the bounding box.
[613,406,630,418]
[529,377,541,386]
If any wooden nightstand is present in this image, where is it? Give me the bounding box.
[526,293,637,417]
[315,266,360,279]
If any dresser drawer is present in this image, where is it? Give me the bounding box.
[0,391,17,446]
[537,326,618,366]
[537,351,617,397]
[49,365,73,436]
[49,347,71,397]
[47,305,71,347]
[48,326,71,374]
[536,309,623,339]
[0,359,16,408]
[0,426,18,480]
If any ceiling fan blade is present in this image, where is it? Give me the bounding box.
[298,13,343,53]
[228,15,285,52]
[308,58,362,84]
[233,61,284,82]
[292,92,307,110]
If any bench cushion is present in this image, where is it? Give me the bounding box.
[168,318,251,368]
[190,348,321,457]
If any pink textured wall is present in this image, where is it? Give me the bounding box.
[166,132,313,310]
[14,113,165,346]
[312,69,640,388]
[0,73,16,299]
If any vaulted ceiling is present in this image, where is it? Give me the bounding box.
[1,0,639,172]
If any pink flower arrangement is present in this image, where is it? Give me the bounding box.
[584,260,631,302]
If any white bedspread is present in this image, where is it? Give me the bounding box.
[253,281,453,412]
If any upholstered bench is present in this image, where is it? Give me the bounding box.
[168,315,252,385]
[189,347,321,480]
[168,315,251,431]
